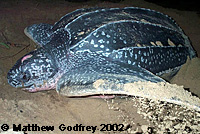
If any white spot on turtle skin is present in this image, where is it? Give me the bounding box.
[91,39,95,45]
[93,32,97,36]
[129,50,133,57]
[101,31,105,36]
[146,52,150,56]
[141,56,144,62]
[123,40,127,44]
[132,62,135,65]
[155,41,163,46]
[106,48,110,51]
[150,42,156,46]
[96,50,103,54]
[94,44,98,47]
[124,52,128,58]
[100,45,104,48]
[150,49,154,54]
[135,54,137,60]
[128,60,131,64]
[106,34,111,38]
[140,19,150,23]
[113,40,116,43]
[145,59,148,63]
[103,52,110,57]
[107,41,110,44]
[168,38,176,46]
[136,44,142,47]
[77,31,85,36]
[118,51,123,58]
[98,39,104,43]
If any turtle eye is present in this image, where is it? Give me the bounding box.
[22,74,27,80]
[20,72,30,82]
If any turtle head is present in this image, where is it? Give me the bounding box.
[7,49,58,92]
[24,23,53,47]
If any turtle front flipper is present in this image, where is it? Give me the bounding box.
[24,23,53,47]
[56,56,200,111]
[56,56,165,96]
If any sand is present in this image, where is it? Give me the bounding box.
[0,0,200,133]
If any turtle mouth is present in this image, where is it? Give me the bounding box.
[23,87,51,92]
[23,82,56,92]
[22,84,36,92]
[23,87,41,92]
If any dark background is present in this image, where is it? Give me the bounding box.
[64,0,199,12]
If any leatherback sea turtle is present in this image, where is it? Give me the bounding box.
[7,7,197,100]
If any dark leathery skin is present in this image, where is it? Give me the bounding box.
[7,7,196,92]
